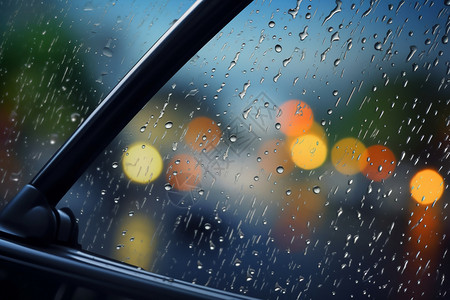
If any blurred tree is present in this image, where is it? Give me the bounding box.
[0,3,97,205]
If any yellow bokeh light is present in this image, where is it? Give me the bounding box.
[290,134,327,170]
[122,143,163,184]
[287,122,328,148]
[410,169,444,205]
[331,137,366,175]
[113,214,156,269]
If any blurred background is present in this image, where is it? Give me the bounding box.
[1,0,449,299]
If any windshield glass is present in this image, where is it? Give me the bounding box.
[4,1,450,299]
[0,0,194,206]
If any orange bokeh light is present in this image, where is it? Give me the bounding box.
[276,100,314,137]
[410,169,444,205]
[184,116,221,152]
[166,154,202,191]
[359,145,396,181]
[258,139,294,176]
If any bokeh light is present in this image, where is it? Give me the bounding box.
[258,139,294,176]
[410,169,444,205]
[184,116,221,152]
[287,121,328,148]
[359,145,396,182]
[276,100,314,137]
[122,143,163,184]
[166,154,202,191]
[290,134,327,170]
[331,137,366,175]
[112,213,156,269]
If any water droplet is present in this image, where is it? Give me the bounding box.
[112,162,119,169]
[322,0,342,25]
[273,69,282,82]
[234,258,241,266]
[275,44,282,53]
[9,171,22,182]
[268,21,275,28]
[299,26,308,41]
[286,189,292,196]
[165,121,173,129]
[70,113,80,123]
[275,122,281,130]
[242,107,252,119]
[128,211,135,217]
[164,183,172,191]
[204,223,212,230]
[313,186,321,194]
[209,241,216,250]
[239,80,250,99]
[442,35,449,44]
[374,42,382,51]
[276,166,284,174]
[406,45,417,62]
[288,1,301,18]
[229,135,237,143]
[330,32,340,43]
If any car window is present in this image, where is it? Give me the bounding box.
[3,1,450,299]
[0,0,194,207]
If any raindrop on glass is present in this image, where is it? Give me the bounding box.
[313,186,321,194]
[374,42,382,51]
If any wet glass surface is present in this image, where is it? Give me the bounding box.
[0,0,193,206]
[2,1,450,299]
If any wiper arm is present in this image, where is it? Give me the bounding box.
[0,0,252,244]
